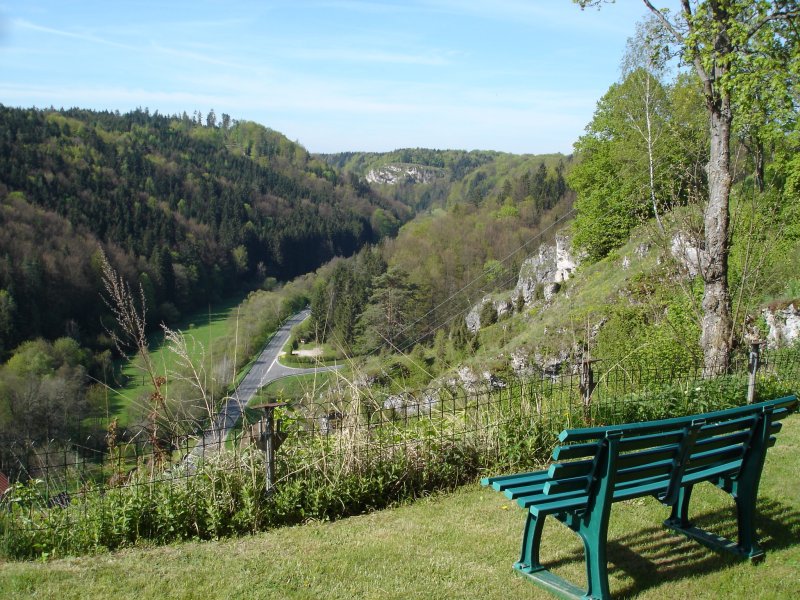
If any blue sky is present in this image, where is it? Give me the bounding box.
[0,1,671,154]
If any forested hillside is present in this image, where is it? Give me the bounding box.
[319,148,568,212]
[0,106,410,356]
[307,153,574,362]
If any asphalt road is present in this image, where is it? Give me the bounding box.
[195,308,340,452]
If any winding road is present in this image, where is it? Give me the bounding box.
[195,309,340,453]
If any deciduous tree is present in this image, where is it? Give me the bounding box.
[576,0,800,372]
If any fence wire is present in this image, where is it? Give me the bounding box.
[1,347,798,547]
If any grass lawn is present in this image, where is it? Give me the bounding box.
[108,294,248,428]
[2,415,798,599]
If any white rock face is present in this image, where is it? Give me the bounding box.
[365,164,441,185]
[465,298,487,334]
[496,298,513,319]
[514,234,577,303]
[514,245,557,304]
[763,303,800,349]
[670,232,706,277]
[465,234,579,332]
[510,348,532,377]
[554,233,577,283]
[457,366,480,390]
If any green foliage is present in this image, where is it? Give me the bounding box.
[479,302,498,328]
[0,337,97,448]
[593,273,702,370]
[569,72,707,261]
[309,247,386,350]
[0,106,405,352]
[356,266,423,353]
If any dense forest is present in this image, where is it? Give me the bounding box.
[0,106,411,357]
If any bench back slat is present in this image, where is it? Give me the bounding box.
[686,444,745,470]
[552,441,601,461]
[548,458,595,480]
[558,396,797,443]
[618,430,684,452]
[616,459,674,485]
[617,444,679,469]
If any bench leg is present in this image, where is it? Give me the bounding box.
[664,483,765,561]
[665,484,694,529]
[734,489,764,560]
[578,524,611,600]
[515,511,546,573]
[513,511,606,600]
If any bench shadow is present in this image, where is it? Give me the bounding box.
[538,498,800,598]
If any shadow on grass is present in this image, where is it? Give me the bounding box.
[536,497,800,598]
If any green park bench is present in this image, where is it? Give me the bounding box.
[481,395,798,600]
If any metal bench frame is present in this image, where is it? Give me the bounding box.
[482,395,798,600]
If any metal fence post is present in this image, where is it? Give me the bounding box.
[747,341,763,404]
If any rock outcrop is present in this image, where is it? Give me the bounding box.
[365,164,443,185]
[670,232,706,277]
[465,233,578,333]
[763,303,800,349]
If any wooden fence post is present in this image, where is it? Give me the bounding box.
[747,341,763,405]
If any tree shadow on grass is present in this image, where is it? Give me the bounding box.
[537,498,800,598]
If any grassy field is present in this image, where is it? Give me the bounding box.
[2,414,798,599]
[248,371,338,406]
[107,294,248,427]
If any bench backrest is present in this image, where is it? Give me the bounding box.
[546,396,798,505]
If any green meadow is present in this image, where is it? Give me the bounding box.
[107,294,247,428]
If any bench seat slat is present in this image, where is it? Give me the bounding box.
[530,495,588,517]
[679,459,742,486]
[515,489,588,510]
[502,482,547,500]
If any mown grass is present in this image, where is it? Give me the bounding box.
[2,414,797,599]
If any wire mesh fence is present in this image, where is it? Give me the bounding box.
[1,345,798,558]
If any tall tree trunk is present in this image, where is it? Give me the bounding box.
[701,99,733,374]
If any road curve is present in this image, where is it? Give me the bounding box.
[196,308,340,451]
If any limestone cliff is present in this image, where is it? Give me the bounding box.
[466,232,578,333]
[365,163,445,185]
